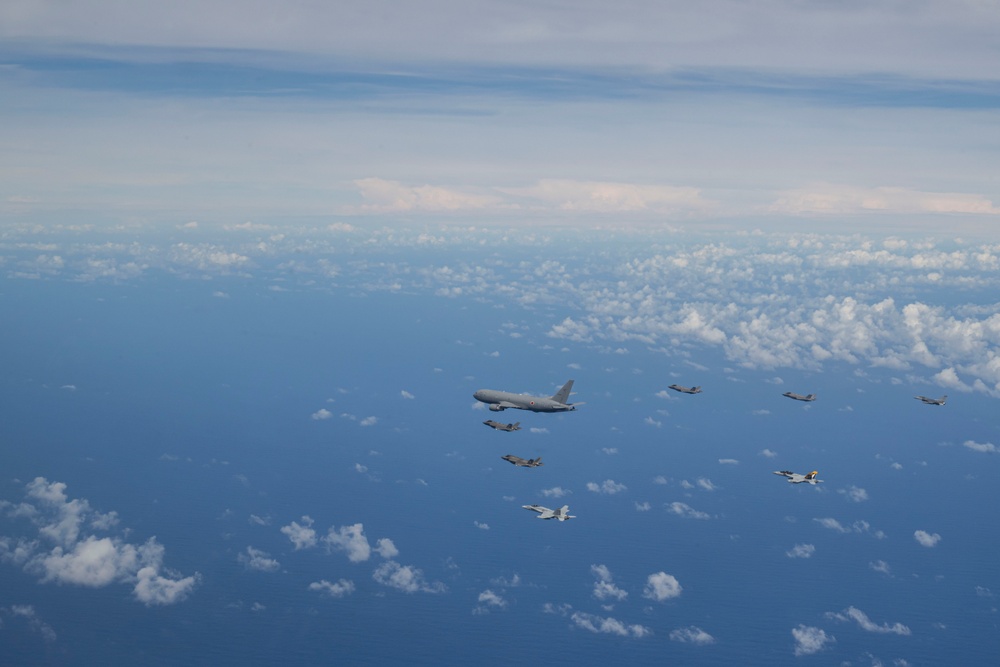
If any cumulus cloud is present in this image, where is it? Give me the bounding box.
[869,560,892,575]
[309,579,355,598]
[374,537,399,559]
[667,502,710,520]
[825,606,911,635]
[324,524,373,562]
[354,178,501,213]
[473,589,507,615]
[963,440,998,453]
[541,487,571,498]
[372,561,446,594]
[310,408,332,420]
[643,572,682,601]
[239,546,280,572]
[669,626,715,645]
[839,486,869,502]
[814,518,884,537]
[280,516,317,550]
[1,605,57,643]
[786,543,816,559]
[591,564,628,603]
[914,530,941,547]
[400,390,415,399]
[0,478,198,606]
[570,611,651,638]
[586,480,627,495]
[792,625,835,656]
[359,416,378,427]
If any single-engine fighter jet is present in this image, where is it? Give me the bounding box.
[773,470,823,485]
[502,454,543,467]
[522,504,575,521]
[914,394,947,406]
[668,384,702,394]
[483,420,521,431]
[474,380,581,413]
[782,391,816,402]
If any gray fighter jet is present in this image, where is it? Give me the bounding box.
[914,394,947,406]
[782,391,816,402]
[473,380,580,413]
[483,420,522,431]
[773,470,822,485]
[502,454,543,467]
[668,384,702,394]
[522,504,575,521]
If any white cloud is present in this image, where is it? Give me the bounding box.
[825,606,911,635]
[718,458,739,465]
[643,572,682,601]
[786,543,815,559]
[280,516,317,550]
[839,486,869,502]
[696,478,716,491]
[374,537,399,559]
[324,523,372,562]
[669,626,715,645]
[792,625,835,656]
[400,390,415,399]
[473,589,508,614]
[591,564,628,602]
[359,416,378,427]
[0,477,198,606]
[914,530,941,547]
[239,546,280,572]
[869,560,892,575]
[473,521,490,531]
[310,408,332,420]
[634,501,651,512]
[667,502,710,520]
[759,449,777,458]
[541,487,571,498]
[309,579,355,598]
[570,612,651,638]
[372,561,446,594]
[586,480,627,495]
[963,440,998,453]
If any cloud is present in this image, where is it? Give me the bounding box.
[541,487,571,498]
[310,408,332,420]
[786,543,815,559]
[591,564,628,603]
[324,523,373,563]
[570,612,651,638]
[359,416,378,427]
[718,458,739,465]
[586,480,627,495]
[869,560,892,575]
[0,477,198,606]
[374,537,399,559]
[667,502,710,520]
[1,605,57,643]
[696,478,716,491]
[643,572,682,601]
[825,607,911,635]
[814,517,884,537]
[792,625,835,656]
[760,449,778,458]
[239,546,280,572]
[839,486,869,502]
[634,501,651,512]
[280,516,318,550]
[914,530,941,547]
[354,178,501,213]
[473,589,508,615]
[400,390,415,399]
[309,579,355,598]
[372,561,446,594]
[669,626,715,645]
[473,521,490,531]
[963,440,998,453]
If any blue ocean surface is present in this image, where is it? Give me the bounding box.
[1,252,998,666]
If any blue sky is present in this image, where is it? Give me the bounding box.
[2,0,1000,231]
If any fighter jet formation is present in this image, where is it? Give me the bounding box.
[473,380,581,413]
[914,394,947,406]
[773,470,823,485]
[501,454,543,467]
[522,504,575,521]
[483,420,521,431]
[782,391,817,402]
[668,384,702,394]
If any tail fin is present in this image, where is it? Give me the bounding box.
[940,395,947,404]
[806,471,818,479]
[551,380,574,405]
[513,422,520,428]
[693,386,701,392]
[807,394,816,400]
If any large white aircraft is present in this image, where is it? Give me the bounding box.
[522,504,575,521]
[773,470,823,485]
[474,380,580,413]
[914,394,947,406]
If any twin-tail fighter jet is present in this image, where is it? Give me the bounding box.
[914,394,947,406]
[483,420,521,431]
[773,470,823,485]
[782,391,816,402]
[522,504,575,521]
[474,380,580,413]
[501,454,543,467]
[668,384,702,394]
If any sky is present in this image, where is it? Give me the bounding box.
[2,0,1000,231]
[2,3,1000,665]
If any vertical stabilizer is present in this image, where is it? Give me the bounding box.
[551,380,574,405]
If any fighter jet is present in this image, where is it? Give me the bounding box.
[773,470,823,485]
[914,394,947,406]
[483,420,521,431]
[782,391,816,402]
[501,454,543,467]
[522,504,575,521]
[668,384,702,394]
[473,380,580,413]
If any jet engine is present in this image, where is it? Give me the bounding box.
[489,404,505,412]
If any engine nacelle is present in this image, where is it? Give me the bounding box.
[489,404,505,412]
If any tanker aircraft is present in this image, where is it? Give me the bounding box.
[474,380,580,413]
